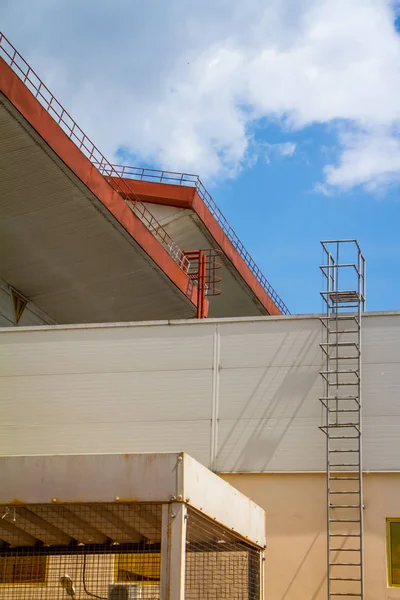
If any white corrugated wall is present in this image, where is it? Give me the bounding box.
[0,312,399,472]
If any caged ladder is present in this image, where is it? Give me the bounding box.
[319,240,366,600]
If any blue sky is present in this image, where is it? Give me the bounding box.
[2,0,400,314]
[210,124,400,314]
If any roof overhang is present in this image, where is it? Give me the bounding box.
[108,178,284,317]
[0,57,204,322]
[0,452,266,547]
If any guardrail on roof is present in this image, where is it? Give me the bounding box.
[107,164,290,315]
[0,32,190,275]
[0,31,289,315]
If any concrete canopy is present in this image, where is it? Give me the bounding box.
[0,60,199,324]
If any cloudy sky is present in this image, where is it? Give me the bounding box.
[2,0,400,313]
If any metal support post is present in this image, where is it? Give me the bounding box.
[160,502,187,600]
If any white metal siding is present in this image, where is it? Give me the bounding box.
[1,313,399,473]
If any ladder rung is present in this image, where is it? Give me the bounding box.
[330,534,360,537]
[321,407,360,412]
[329,519,360,523]
[330,505,360,509]
[329,491,359,494]
[321,368,359,374]
[330,477,359,481]
[330,592,362,598]
[329,463,359,467]
[327,435,359,439]
[320,342,359,347]
[320,396,359,401]
[330,548,360,552]
[327,409,360,413]
[323,397,360,402]
[327,355,359,360]
[330,577,361,581]
[329,563,361,567]
[321,424,360,430]
[322,422,360,426]
[329,450,359,453]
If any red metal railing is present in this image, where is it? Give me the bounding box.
[107,165,290,315]
[184,249,222,298]
[0,31,289,315]
[0,33,190,275]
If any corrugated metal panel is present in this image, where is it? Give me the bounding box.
[0,421,212,464]
[0,324,214,376]
[1,313,400,472]
[216,417,325,472]
[218,366,322,420]
[219,319,321,368]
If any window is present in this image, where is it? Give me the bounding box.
[115,553,160,584]
[388,519,400,586]
[0,555,47,585]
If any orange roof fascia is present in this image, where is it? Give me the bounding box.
[117,179,281,316]
[107,177,196,210]
[0,57,204,314]
[191,191,281,315]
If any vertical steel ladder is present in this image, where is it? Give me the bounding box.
[320,240,366,599]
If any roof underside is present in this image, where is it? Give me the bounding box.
[112,177,286,317]
[141,201,270,318]
[0,94,196,323]
[0,502,163,547]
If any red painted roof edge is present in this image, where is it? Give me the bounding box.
[191,191,281,316]
[115,178,282,316]
[0,57,204,315]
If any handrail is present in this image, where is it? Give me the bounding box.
[0,32,190,275]
[107,164,290,315]
[0,31,289,315]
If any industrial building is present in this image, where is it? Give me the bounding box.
[1,31,399,600]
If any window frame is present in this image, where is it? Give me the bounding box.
[387,518,400,587]
[114,552,161,585]
[0,555,48,587]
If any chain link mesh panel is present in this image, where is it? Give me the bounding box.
[185,508,262,600]
[0,503,162,600]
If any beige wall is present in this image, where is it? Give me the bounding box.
[222,472,400,600]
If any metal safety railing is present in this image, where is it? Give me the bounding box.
[0,32,190,275]
[106,164,290,315]
[0,31,289,314]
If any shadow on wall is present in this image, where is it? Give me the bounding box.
[279,531,327,600]
[216,323,322,472]
[222,472,328,600]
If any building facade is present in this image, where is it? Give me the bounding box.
[1,314,400,598]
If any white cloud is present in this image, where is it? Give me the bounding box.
[324,127,400,191]
[278,143,297,158]
[2,0,400,190]
[264,142,297,163]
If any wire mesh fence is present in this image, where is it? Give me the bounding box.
[0,503,263,600]
[0,503,162,600]
[185,508,262,600]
